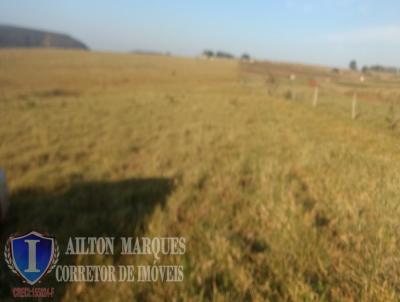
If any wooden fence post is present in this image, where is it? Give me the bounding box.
[352,91,357,120]
[290,73,296,100]
[313,86,319,107]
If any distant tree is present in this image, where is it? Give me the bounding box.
[241,53,250,61]
[357,64,400,75]
[216,51,234,59]
[349,60,358,71]
[370,65,398,74]
[361,66,369,73]
[203,50,214,58]
[370,65,384,72]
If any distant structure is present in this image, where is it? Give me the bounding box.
[0,25,89,50]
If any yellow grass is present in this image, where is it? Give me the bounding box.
[1,49,400,301]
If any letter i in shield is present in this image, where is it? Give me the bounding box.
[9,231,55,285]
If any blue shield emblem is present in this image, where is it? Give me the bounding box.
[10,231,55,285]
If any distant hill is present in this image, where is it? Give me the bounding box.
[0,25,88,50]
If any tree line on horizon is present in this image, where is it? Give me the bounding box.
[202,50,251,60]
[349,60,399,75]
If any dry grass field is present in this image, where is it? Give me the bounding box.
[1,49,400,301]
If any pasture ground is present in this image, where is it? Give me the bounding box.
[1,49,400,301]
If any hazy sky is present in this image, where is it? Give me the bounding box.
[1,0,400,67]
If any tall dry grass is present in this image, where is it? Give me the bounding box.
[1,49,400,301]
